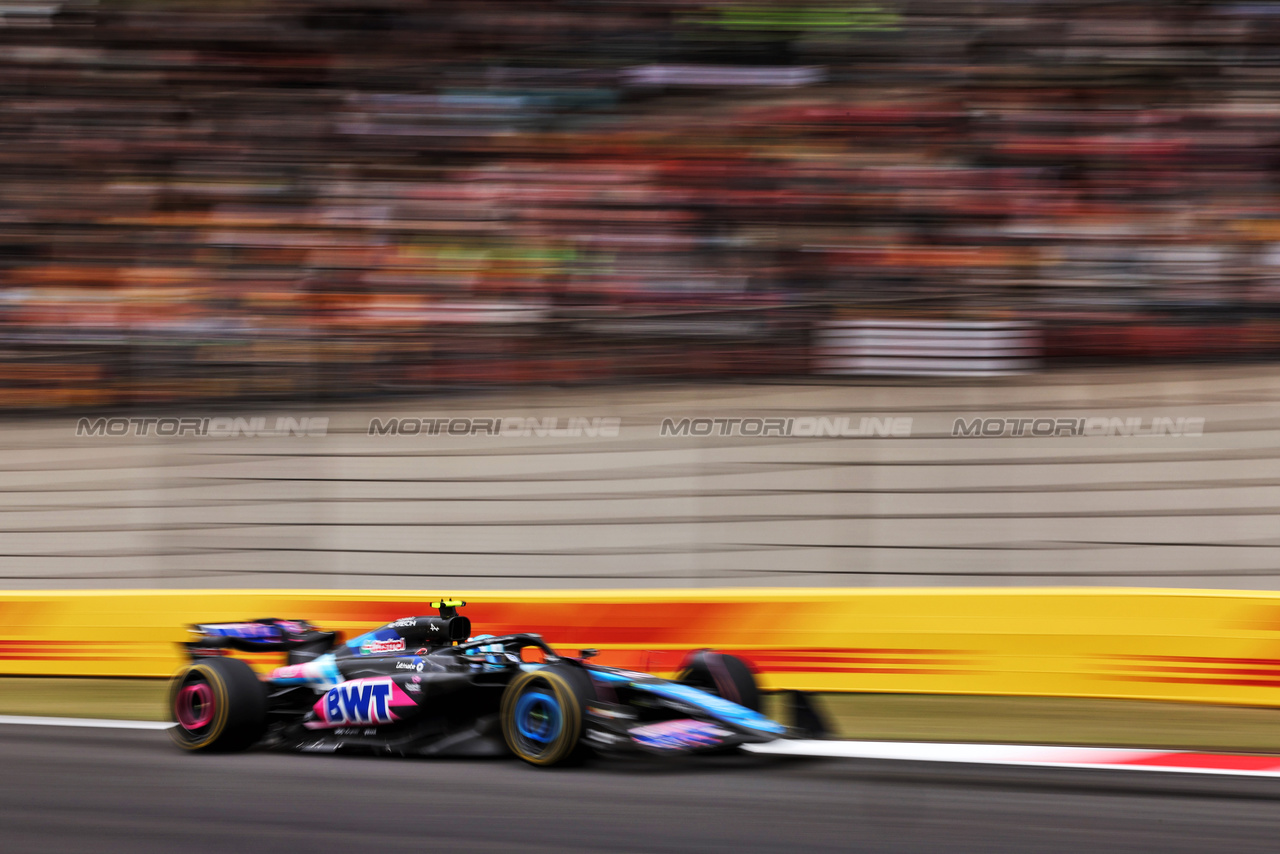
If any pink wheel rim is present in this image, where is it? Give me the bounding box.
[176,682,215,730]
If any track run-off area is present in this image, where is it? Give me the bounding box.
[6,719,1280,853]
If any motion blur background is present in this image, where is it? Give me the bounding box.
[6,0,1280,398]
[2,0,1280,592]
[8,10,1280,848]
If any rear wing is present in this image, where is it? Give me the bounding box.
[183,618,339,664]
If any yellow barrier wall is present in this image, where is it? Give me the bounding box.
[5,588,1280,706]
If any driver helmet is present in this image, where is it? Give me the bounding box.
[466,634,504,667]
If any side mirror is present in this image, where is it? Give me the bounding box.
[579,648,599,659]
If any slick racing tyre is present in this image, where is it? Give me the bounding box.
[677,650,761,712]
[500,665,592,766]
[168,657,268,752]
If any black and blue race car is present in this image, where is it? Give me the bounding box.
[169,600,789,765]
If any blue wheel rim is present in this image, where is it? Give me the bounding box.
[514,690,562,746]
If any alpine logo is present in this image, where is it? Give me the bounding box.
[318,679,396,726]
[361,638,406,655]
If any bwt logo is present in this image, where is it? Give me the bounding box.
[319,680,395,726]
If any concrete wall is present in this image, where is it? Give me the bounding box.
[2,365,1279,590]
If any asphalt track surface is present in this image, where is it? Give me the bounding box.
[7,725,1280,853]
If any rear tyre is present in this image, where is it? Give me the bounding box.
[500,665,592,766]
[168,658,267,752]
[677,650,761,712]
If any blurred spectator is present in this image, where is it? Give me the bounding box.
[3,0,1280,404]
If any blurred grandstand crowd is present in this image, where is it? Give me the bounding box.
[3,0,1280,405]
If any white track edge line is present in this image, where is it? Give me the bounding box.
[744,740,1280,777]
[0,715,174,730]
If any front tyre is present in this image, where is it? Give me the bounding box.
[500,666,590,766]
[678,650,761,712]
[168,657,267,752]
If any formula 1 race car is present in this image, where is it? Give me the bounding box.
[168,600,788,765]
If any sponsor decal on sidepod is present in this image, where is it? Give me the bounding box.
[306,678,417,729]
